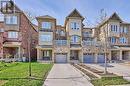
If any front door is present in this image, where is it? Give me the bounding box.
[70,50,79,60]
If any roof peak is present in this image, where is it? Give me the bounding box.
[36,15,56,20]
[66,9,84,19]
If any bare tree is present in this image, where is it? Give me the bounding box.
[24,11,36,76]
[96,9,107,24]
[96,9,108,74]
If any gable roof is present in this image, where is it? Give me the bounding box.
[66,9,84,19]
[96,12,123,28]
[109,12,122,21]
[36,15,56,20]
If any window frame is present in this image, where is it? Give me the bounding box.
[120,37,127,43]
[70,22,80,30]
[71,35,80,44]
[41,22,52,29]
[8,31,18,38]
[5,15,18,25]
[111,25,119,33]
[111,37,116,43]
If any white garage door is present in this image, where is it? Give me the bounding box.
[55,54,67,63]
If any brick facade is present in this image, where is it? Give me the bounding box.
[0,4,38,61]
[0,22,4,58]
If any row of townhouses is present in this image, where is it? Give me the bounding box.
[0,2,130,63]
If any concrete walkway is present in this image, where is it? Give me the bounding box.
[43,64,93,86]
[86,63,130,77]
[86,63,130,81]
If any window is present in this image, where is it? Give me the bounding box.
[40,34,52,42]
[120,37,127,43]
[8,32,18,38]
[60,31,65,36]
[70,22,80,30]
[111,25,119,32]
[5,15,17,24]
[120,26,128,33]
[42,22,51,29]
[71,35,80,43]
[110,37,116,43]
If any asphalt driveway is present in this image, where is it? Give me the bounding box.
[43,64,93,86]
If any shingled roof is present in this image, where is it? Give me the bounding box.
[36,15,56,20]
[66,9,84,19]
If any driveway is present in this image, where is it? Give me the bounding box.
[43,64,93,86]
[86,63,130,81]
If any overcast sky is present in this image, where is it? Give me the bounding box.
[7,0,130,26]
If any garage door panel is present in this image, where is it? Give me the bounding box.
[97,54,105,63]
[83,54,95,63]
[55,54,67,63]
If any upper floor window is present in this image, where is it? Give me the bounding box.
[5,15,18,24]
[8,31,18,38]
[42,22,52,29]
[110,37,116,43]
[70,22,80,30]
[120,37,127,43]
[60,31,65,36]
[120,26,128,33]
[40,34,52,42]
[110,25,119,33]
[71,35,80,43]
[56,30,65,36]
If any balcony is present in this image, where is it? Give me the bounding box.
[83,41,103,47]
[54,40,67,46]
[83,41,93,46]
[83,33,92,37]
[4,38,21,42]
[108,32,120,37]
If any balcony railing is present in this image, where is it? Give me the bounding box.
[4,38,21,42]
[39,28,53,32]
[54,40,67,46]
[83,34,92,37]
[83,41,93,46]
[83,41,104,47]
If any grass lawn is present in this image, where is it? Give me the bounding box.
[91,76,130,86]
[0,62,53,86]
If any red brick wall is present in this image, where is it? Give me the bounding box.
[0,13,38,60]
[0,33,3,58]
[20,13,38,60]
[0,22,4,58]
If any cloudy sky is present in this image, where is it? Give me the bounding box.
[13,0,130,26]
